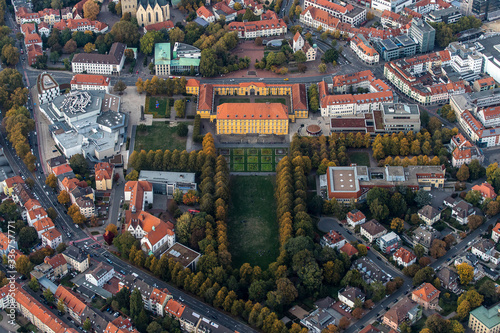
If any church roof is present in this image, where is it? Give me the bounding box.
[138,0,168,7]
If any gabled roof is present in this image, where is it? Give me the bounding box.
[24,198,41,211]
[45,253,67,268]
[361,219,386,235]
[347,209,366,223]
[42,228,62,241]
[4,175,24,188]
[33,216,54,232]
[165,299,186,317]
[393,247,416,264]
[52,164,73,176]
[418,205,440,220]
[55,285,87,316]
[472,183,497,200]
[322,230,345,245]
[340,243,358,256]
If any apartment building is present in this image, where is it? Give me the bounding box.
[360,219,387,242]
[63,245,89,272]
[85,262,114,287]
[54,285,87,324]
[350,34,379,65]
[227,17,287,38]
[94,162,114,190]
[408,18,435,53]
[37,72,60,104]
[303,0,366,25]
[72,42,126,75]
[300,6,340,31]
[377,231,401,253]
[418,205,441,225]
[320,230,346,249]
[373,35,418,62]
[393,247,417,267]
[41,228,62,249]
[125,210,175,255]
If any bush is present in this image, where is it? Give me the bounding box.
[177,123,188,137]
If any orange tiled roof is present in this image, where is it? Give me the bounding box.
[452,148,471,160]
[21,22,36,35]
[33,216,54,233]
[4,176,24,188]
[165,299,186,318]
[55,285,87,316]
[293,31,301,42]
[94,162,113,181]
[150,288,170,304]
[0,233,11,252]
[24,198,41,211]
[42,228,62,241]
[45,253,67,268]
[493,222,500,235]
[300,7,340,29]
[71,74,110,86]
[412,282,440,303]
[186,79,200,88]
[124,181,152,212]
[323,230,344,245]
[393,247,416,264]
[475,76,495,87]
[28,208,48,222]
[339,243,358,256]
[472,182,497,200]
[292,84,308,111]
[52,164,73,176]
[347,210,366,223]
[144,20,174,32]
[196,6,214,18]
[216,103,288,120]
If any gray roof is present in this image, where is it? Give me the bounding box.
[63,245,87,263]
[418,205,440,220]
[73,42,126,65]
[139,170,196,184]
[436,267,458,287]
[361,219,387,236]
[382,103,420,115]
[339,286,365,303]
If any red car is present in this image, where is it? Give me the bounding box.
[188,209,200,215]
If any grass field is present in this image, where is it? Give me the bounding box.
[145,96,171,118]
[348,152,371,167]
[135,123,186,151]
[255,98,287,105]
[228,176,278,268]
[219,98,251,104]
[220,148,288,172]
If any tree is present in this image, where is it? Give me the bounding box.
[140,31,164,56]
[465,190,482,206]
[58,190,70,205]
[415,189,432,207]
[457,262,474,285]
[467,215,483,230]
[83,0,100,20]
[430,239,446,259]
[104,230,115,245]
[83,318,91,331]
[83,42,95,53]
[294,50,307,63]
[174,99,186,118]
[125,170,139,181]
[106,224,118,235]
[19,226,38,249]
[318,63,327,73]
[458,289,484,309]
[338,317,349,330]
[114,80,127,95]
[47,207,57,220]
[70,153,88,174]
[200,49,218,77]
[56,242,67,253]
[110,21,141,45]
[456,164,470,181]
[16,255,32,276]
[390,218,404,233]
[29,277,39,291]
[71,211,86,225]
[51,0,63,9]
[147,322,162,333]
[352,308,363,319]
[414,244,425,258]
[43,288,55,304]
[63,39,77,54]
[357,244,367,256]
[169,27,185,43]
[1,44,19,66]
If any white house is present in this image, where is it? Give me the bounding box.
[41,229,62,249]
[360,219,387,243]
[85,262,114,287]
[338,286,365,309]
[492,223,500,242]
[418,205,441,225]
[451,200,476,225]
[347,209,366,227]
[320,230,346,249]
[393,247,417,267]
[72,42,126,75]
[471,239,500,265]
[70,74,111,93]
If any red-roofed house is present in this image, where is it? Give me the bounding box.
[44,254,68,277]
[411,283,440,309]
[304,0,366,25]
[143,20,174,33]
[94,162,114,190]
[165,299,186,318]
[2,176,24,196]
[493,223,500,242]
[300,6,340,31]
[473,76,496,92]
[149,288,172,316]
[472,182,497,203]
[33,217,55,237]
[393,247,417,267]
[20,22,36,35]
[320,230,346,249]
[0,232,17,257]
[27,44,43,66]
[124,180,153,212]
[196,6,215,23]
[347,209,366,227]
[41,228,63,249]
[55,285,87,323]
[70,74,111,93]
[340,243,358,257]
[37,22,51,37]
[28,208,49,227]
[228,18,287,38]
[24,33,42,51]
[125,210,175,255]
[350,34,379,65]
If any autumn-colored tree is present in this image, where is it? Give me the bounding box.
[103,230,115,245]
[456,262,474,285]
[83,0,100,20]
[468,215,483,230]
[357,244,367,256]
[338,317,350,330]
[45,173,58,188]
[72,211,86,224]
[63,39,77,54]
[456,164,470,181]
[83,42,95,53]
[352,308,363,319]
[390,217,404,233]
[16,255,32,276]
[58,190,70,205]
[106,224,118,235]
[456,299,471,320]
[430,239,446,259]
[136,78,144,94]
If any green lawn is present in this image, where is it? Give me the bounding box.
[146,96,171,118]
[348,152,371,167]
[228,176,278,268]
[135,123,187,151]
[219,98,251,104]
[255,98,287,105]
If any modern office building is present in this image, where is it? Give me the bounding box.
[374,35,418,61]
[408,18,436,53]
[138,171,197,195]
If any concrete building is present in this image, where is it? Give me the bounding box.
[138,171,196,195]
[40,90,128,160]
[446,41,483,80]
[72,42,126,75]
[154,42,171,76]
[377,231,401,253]
[408,18,436,53]
[36,72,60,104]
[352,257,391,284]
[85,262,114,287]
[426,7,462,23]
[381,103,421,133]
[374,35,418,62]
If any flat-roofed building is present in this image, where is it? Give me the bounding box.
[138,171,196,195]
[161,242,201,271]
[37,72,60,104]
[382,103,421,133]
[469,303,500,333]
